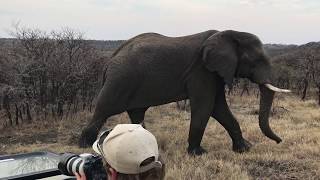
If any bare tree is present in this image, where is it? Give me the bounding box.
[0,24,105,127]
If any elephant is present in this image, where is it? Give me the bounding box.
[79,30,290,155]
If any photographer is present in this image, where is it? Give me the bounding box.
[76,124,165,180]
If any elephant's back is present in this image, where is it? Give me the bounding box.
[111,33,167,58]
[111,30,218,58]
[107,30,219,81]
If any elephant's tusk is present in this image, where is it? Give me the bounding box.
[264,84,291,93]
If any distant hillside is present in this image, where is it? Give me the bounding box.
[0,38,126,58]
[86,40,125,51]
[1,38,319,60]
[269,42,320,64]
[264,42,319,57]
[263,44,298,57]
[0,38,16,49]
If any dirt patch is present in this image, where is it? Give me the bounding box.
[244,159,319,179]
[0,130,58,145]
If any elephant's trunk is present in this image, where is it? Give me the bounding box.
[258,84,283,143]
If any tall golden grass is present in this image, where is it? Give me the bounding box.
[1,94,319,179]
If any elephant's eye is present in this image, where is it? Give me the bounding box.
[241,53,255,64]
[241,53,249,60]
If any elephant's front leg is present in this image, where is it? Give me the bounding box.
[211,82,252,153]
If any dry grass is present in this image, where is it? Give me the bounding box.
[1,94,319,179]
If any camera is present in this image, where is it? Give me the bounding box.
[58,153,108,180]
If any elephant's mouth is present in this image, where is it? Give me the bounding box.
[258,83,290,143]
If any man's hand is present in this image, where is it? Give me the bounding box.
[75,172,87,180]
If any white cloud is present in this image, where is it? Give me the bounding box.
[238,0,320,12]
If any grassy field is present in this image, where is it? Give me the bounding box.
[0,93,319,179]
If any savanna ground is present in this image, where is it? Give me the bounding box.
[0,93,319,179]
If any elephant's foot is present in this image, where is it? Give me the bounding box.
[232,139,252,153]
[78,129,97,148]
[187,146,207,156]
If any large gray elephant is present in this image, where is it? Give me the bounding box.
[79,30,290,155]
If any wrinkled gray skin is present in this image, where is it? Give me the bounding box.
[79,30,284,155]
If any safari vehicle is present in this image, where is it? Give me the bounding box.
[0,151,74,180]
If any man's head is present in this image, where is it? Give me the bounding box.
[92,124,164,180]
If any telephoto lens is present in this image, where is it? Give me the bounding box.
[58,153,107,180]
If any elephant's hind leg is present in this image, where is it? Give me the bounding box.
[79,83,128,148]
[79,110,113,148]
[127,108,148,127]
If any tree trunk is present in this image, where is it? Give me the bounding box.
[57,100,64,117]
[26,102,32,123]
[15,103,19,125]
[2,94,12,125]
[301,78,308,101]
[5,108,12,126]
[318,85,320,106]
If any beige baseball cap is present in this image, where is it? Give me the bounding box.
[92,124,162,174]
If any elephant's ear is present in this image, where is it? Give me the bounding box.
[202,31,238,87]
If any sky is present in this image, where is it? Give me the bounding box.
[0,0,319,44]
